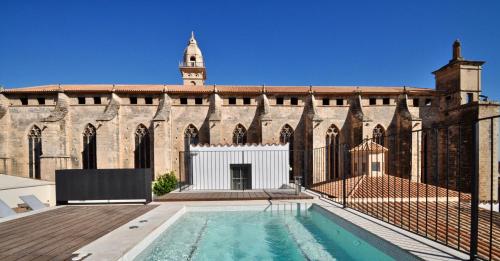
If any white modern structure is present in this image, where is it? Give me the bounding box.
[188,144,290,190]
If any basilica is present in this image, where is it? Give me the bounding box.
[0,33,497,200]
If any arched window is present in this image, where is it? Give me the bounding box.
[134,124,151,168]
[184,124,199,150]
[373,124,385,146]
[326,124,340,179]
[233,124,247,145]
[190,81,196,86]
[28,125,42,179]
[280,124,294,180]
[190,56,196,62]
[82,124,97,169]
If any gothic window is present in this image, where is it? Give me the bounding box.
[280,124,294,179]
[28,126,42,179]
[233,124,247,145]
[82,124,97,169]
[373,125,385,146]
[190,56,196,62]
[326,125,340,179]
[134,124,151,168]
[184,124,199,149]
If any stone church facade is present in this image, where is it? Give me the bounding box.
[0,34,498,200]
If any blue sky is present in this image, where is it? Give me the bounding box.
[0,0,499,101]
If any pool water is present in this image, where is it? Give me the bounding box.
[135,206,398,261]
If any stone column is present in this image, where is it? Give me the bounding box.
[40,92,71,181]
[96,92,121,169]
[259,94,274,144]
[0,93,11,175]
[152,93,172,177]
[208,92,223,144]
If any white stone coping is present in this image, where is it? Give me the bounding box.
[70,199,469,261]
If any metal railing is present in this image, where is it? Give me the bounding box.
[179,61,205,68]
[309,116,500,260]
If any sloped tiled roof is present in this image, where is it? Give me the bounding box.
[349,140,388,152]
[1,84,437,95]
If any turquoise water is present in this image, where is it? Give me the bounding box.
[135,207,396,261]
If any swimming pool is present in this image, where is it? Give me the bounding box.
[133,204,418,261]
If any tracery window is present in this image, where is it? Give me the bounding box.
[373,125,386,146]
[326,124,340,179]
[134,124,151,168]
[233,124,247,145]
[82,124,97,169]
[280,124,295,179]
[28,126,42,179]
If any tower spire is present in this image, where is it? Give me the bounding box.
[179,32,206,86]
[452,39,463,61]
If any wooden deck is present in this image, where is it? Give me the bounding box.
[156,190,313,201]
[0,205,156,261]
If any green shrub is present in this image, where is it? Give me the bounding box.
[153,171,177,196]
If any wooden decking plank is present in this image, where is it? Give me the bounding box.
[0,205,155,261]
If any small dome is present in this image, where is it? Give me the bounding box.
[183,32,204,66]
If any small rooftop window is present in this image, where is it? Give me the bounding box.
[228,97,237,105]
[129,97,137,104]
[195,97,203,105]
[37,98,45,105]
[78,97,86,105]
[276,97,284,105]
[369,98,377,105]
[290,97,298,105]
[94,97,101,104]
[382,98,390,105]
[336,99,344,106]
[20,98,28,106]
[243,97,251,105]
[190,56,196,61]
[145,97,153,105]
[413,98,419,107]
[425,98,432,106]
[322,98,330,106]
[180,97,188,105]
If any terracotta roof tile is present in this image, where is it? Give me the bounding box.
[1,84,436,95]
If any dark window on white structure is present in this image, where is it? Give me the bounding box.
[290,97,298,105]
[78,97,86,105]
[37,98,45,105]
[228,97,237,105]
[94,97,101,104]
[336,99,344,106]
[130,97,138,104]
[233,124,247,145]
[82,124,97,169]
[20,98,28,105]
[326,124,340,180]
[145,97,153,104]
[369,98,377,105]
[134,124,151,168]
[243,97,251,105]
[280,124,294,180]
[195,97,203,105]
[382,98,390,105]
[322,98,330,106]
[180,97,188,105]
[28,125,42,179]
[276,97,284,105]
[425,98,432,106]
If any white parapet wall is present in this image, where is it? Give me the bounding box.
[0,174,55,208]
[189,144,290,190]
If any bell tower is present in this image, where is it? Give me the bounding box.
[179,32,207,86]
